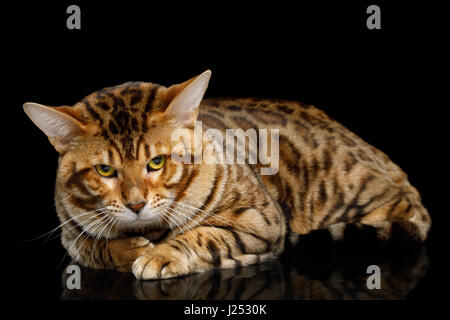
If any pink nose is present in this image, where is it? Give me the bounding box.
[127,202,146,213]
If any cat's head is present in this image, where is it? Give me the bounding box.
[23,71,215,237]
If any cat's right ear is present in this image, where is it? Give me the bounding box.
[23,102,84,153]
[163,70,211,128]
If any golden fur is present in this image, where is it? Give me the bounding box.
[23,71,431,279]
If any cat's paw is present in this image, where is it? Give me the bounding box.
[132,250,188,280]
[109,236,154,272]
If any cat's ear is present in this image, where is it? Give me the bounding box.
[23,102,85,153]
[163,70,211,127]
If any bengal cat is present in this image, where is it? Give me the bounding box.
[23,70,431,280]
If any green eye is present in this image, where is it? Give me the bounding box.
[95,165,117,177]
[147,155,166,171]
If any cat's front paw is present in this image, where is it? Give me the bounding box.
[132,250,188,280]
[109,236,154,272]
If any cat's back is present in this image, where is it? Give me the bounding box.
[200,96,359,142]
[200,96,377,158]
[200,97,316,132]
[199,97,409,188]
[199,97,431,241]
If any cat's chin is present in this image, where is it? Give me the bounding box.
[117,216,162,229]
[114,217,168,241]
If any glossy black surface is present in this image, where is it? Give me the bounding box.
[5,1,442,305]
[60,227,429,300]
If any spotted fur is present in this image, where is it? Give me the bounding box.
[23,71,431,279]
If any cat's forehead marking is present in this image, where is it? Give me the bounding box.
[79,81,165,136]
[76,82,170,162]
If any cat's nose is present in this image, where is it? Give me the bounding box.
[126,202,146,214]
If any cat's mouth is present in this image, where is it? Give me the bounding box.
[118,211,161,225]
[113,202,169,228]
[113,209,170,241]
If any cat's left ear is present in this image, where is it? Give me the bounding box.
[163,70,211,127]
[23,102,85,153]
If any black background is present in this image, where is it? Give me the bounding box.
[3,0,445,312]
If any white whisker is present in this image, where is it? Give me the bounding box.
[105,217,118,250]
[24,207,108,242]
[162,209,184,233]
[91,216,115,263]
[159,210,175,232]
[171,200,254,235]
[47,210,106,241]
[57,214,108,269]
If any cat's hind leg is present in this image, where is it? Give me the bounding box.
[357,195,431,242]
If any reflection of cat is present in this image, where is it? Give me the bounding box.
[25,70,430,280]
[61,247,429,300]
[288,252,429,300]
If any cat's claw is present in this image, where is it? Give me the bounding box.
[132,252,188,280]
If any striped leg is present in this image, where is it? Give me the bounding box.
[62,232,154,272]
[133,217,284,280]
[132,227,274,280]
[358,194,431,242]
